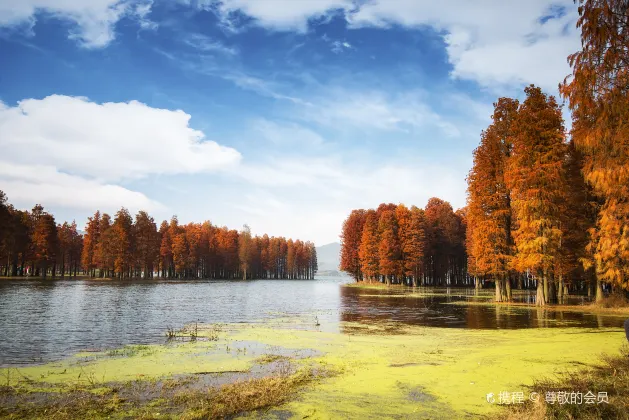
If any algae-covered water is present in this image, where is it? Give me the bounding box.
[1,276,627,418]
[0,276,625,366]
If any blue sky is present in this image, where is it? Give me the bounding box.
[0,0,580,245]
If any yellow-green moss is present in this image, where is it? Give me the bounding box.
[2,341,253,388]
[227,323,625,418]
[1,316,625,419]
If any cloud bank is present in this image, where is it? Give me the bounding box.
[0,95,241,214]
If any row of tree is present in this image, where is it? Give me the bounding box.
[0,193,317,280]
[340,199,467,286]
[466,86,594,305]
[467,0,629,305]
[341,1,629,306]
[0,196,83,278]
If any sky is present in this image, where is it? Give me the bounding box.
[0,0,581,245]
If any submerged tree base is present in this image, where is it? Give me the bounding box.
[449,299,629,316]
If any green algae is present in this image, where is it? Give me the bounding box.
[1,314,625,419]
[2,341,253,388]
[226,323,625,419]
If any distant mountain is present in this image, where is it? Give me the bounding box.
[316,242,340,272]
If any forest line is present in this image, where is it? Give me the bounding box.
[340,200,467,287]
[341,0,629,306]
[0,195,318,280]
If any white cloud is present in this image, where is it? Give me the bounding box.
[195,0,579,92]
[0,162,163,213]
[0,95,240,216]
[134,0,157,31]
[0,0,154,48]
[350,1,580,91]
[349,0,580,92]
[211,0,352,32]
[0,95,241,182]
[0,92,471,243]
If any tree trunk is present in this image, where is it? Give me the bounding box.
[11,255,18,277]
[596,278,604,303]
[536,275,545,307]
[505,274,512,301]
[495,278,503,302]
[545,273,556,304]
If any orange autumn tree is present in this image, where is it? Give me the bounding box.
[112,208,134,279]
[57,221,81,278]
[134,210,159,278]
[239,224,253,280]
[560,0,629,292]
[95,213,114,278]
[506,85,567,306]
[359,209,380,282]
[399,205,426,286]
[172,230,189,278]
[341,200,464,286]
[555,140,599,302]
[32,210,59,279]
[0,190,317,280]
[466,98,519,302]
[465,203,480,289]
[378,209,401,285]
[286,239,296,280]
[340,209,367,281]
[184,223,201,278]
[395,204,412,284]
[424,198,464,286]
[159,219,173,278]
[81,211,101,277]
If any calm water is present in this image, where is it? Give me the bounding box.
[0,276,625,366]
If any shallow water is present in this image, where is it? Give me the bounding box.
[0,276,625,365]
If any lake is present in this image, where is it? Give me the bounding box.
[0,275,625,366]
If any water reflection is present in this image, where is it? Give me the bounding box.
[0,278,344,366]
[338,286,626,331]
[0,277,624,366]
